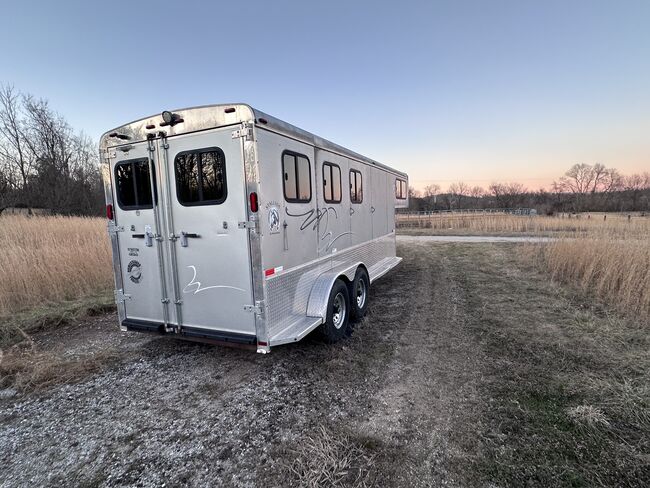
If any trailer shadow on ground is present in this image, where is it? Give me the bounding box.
[1,241,648,487]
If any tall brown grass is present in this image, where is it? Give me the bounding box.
[398,212,650,319]
[0,215,112,316]
[531,226,650,320]
[397,212,650,236]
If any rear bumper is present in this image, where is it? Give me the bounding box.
[121,319,257,345]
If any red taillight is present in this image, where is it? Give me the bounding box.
[249,192,258,212]
[106,204,114,220]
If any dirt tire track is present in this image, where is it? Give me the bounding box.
[357,242,485,487]
[0,241,486,487]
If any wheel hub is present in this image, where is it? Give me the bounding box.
[356,278,367,308]
[332,292,346,329]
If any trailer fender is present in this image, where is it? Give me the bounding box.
[306,262,363,320]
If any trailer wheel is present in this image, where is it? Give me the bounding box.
[350,267,370,321]
[319,279,351,343]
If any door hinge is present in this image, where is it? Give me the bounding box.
[238,220,257,230]
[244,301,264,315]
[114,289,132,304]
[108,222,124,235]
[231,125,254,141]
[102,150,116,163]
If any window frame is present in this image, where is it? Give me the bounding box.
[322,161,342,204]
[282,149,312,203]
[114,158,156,211]
[174,146,228,207]
[350,168,363,204]
[396,178,407,199]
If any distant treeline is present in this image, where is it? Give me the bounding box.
[1,84,648,217]
[0,85,104,216]
[408,165,650,214]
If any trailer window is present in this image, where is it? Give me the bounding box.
[175,147,227,206]
[322,162,342,203]
[350,169,363,204]
[396,178,407,199]
[114,159,156,210]
[282,151,311,203]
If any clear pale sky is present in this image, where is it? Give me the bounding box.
[1,0,648,191]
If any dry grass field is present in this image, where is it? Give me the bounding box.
[0,215,112,318]
[399,213,650,320]
[529,226,650,319]
[397,211,650,236]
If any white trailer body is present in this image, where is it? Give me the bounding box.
[100,104,408,352]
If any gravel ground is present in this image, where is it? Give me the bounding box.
[0,241,485,487]
[3,240,646,487]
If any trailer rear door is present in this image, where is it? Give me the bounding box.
[109,126,255,338]
[110,141,168,326]
[162,127,255,336]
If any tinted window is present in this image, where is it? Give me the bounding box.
[350,169,363,203]
[396,178,407,199]
[282,151,311,203]
[175,148,227,206]
[323,162,342,203]
[115,159,155,210]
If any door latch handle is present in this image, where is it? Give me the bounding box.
[144,225,154,247]
[371,206,376,213]
[350,207,355,216]
[180,231,200,247]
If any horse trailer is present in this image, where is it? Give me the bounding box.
[100,104,408,353]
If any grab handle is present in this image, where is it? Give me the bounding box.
[180,231,200,247]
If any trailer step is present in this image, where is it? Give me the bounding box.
[269,316,323,346]
[368,256,402,283]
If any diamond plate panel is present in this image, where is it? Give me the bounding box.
[265,233,397,338]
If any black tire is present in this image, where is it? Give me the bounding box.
[349,267,370,321]
[318,279,351,344]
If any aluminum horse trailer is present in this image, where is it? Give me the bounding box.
[100,104,408,353]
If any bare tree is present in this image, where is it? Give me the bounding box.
[489,182,527,208]
[448,181,469,209]
[0,86,103,215]
[423,183,440,198]
[488,182,506,207]
[553,163,620,211]
[423,183,440,210]
[408,186,421,199]
[623,173,650,211]
[469,185,485,199]
[0,85,34,192]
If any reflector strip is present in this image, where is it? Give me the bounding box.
[264,266,283,277]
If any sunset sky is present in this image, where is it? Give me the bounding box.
[1,0,648,191]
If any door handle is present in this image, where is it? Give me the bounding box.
[180,231,200,247]
[133,225,155,247]
[350,207,355,216]
[371,206,376,213]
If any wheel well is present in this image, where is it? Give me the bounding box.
[342,264,369,289]
[356,264,369,279]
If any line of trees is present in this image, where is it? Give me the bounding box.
[0,85,104,215]
[409,165,650,214]
[1,84,648,218]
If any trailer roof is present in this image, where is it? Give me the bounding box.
[100,104,407,178]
